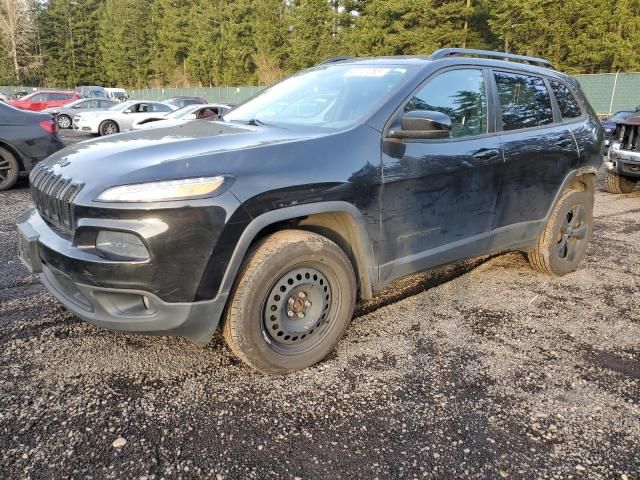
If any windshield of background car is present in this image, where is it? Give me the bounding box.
[608,111,634,122]
[108,101,135,111]
[224,64,415,129]
[168,105,199,118]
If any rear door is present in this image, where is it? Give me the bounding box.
[490,70,578,250]
[379,67,504,283]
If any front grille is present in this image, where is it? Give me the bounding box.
[616,124,640,151]
[30,164,83,233]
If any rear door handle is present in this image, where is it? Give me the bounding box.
[472,148,500,160]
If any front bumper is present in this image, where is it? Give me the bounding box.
[16,207,230,344]
[73,118,98,133]
[607,142,640,178]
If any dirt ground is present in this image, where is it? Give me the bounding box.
[0,134,638,479]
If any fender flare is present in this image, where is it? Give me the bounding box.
[218,201,376,299]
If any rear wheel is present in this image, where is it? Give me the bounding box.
[99,120,119,136]
[56,114,72,129]
[604,170,636,194]
[528,189,593,275]
[223,230,356,373]
[0,146,19,191]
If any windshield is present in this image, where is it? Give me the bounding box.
[225,64,414,129]
[108,101,135,111]
[608,111,634,122]
[168,105,200,119]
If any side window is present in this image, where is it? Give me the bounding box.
[550,81,582,119]
[494,72,553,131]
[137,103,150,113]
[404,69,488,138]
[30,93,47,101]
[83,100,99,108]
[49,93,68,101]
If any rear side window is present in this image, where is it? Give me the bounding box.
[49,93,69,100]
[494,72,553,131]
[404,68,488,138]
[550,81,582,119]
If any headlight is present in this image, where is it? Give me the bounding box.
[605,128,613,133]
[96,176,226,202]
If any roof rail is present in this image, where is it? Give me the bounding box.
[318,56,353,65]
[430,48,554,69]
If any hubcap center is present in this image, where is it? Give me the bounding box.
[291,297,305,313]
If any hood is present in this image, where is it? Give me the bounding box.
[40,120,329,201]
[615,113,640,127]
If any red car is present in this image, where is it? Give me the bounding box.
[8,90,80,112]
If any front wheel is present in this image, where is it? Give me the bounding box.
[223,230,356,373]
[99,120,119,136]
[604,170,636,194]
[528,189,593,275]
[56,114,72,129]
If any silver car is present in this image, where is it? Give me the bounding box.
[43,98,118,129]
[73,100,176,136]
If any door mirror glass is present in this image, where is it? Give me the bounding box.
[389,110,452,139]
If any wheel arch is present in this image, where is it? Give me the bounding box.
[98,118,119,134]
[218,202,376,300]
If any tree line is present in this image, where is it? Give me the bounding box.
[1,0,639,88]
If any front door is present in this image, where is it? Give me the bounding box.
[379,68,503,284]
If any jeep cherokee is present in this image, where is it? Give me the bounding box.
[17,49,603,373]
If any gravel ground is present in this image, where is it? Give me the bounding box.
[1,131,638,479]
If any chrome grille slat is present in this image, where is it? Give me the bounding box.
[29,165,83,233]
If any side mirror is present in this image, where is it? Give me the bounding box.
[389,110,452,139]
[124,108,133,114]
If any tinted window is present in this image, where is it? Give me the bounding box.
[495,72,553,131]
[30,93,48,101]
[49,93,70,100]
[82,100,99,108]
[550,81,582,119]
[99,100,115,108]
[404,69,488,138]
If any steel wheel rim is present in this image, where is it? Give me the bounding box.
[261,265,336,355]
[0,155,14,187]
[57,115,71,128]
[557,205,587,262]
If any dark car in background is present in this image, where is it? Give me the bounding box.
[16,49,602,372]
[0,102,63,190]
[163,96,208,109]
[8,91,80,112]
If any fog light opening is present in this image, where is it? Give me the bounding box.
[95,230,149,260]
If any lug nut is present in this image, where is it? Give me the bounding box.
[287,310,294,317]
[304,300,312,308]
[298,292,306,299]
[288,298,295,305]
[297,312,305,319]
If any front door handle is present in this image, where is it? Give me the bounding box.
[472,148,500,160]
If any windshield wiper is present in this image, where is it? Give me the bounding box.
[226,118,272,127]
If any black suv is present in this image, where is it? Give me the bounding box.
[17,49,603,373]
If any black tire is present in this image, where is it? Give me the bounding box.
[56,114,72,129]
[223,229,356,373]
[604,170,636,194]
[528,189,593,276]
[99,120,119,136]
[0,146,19,191]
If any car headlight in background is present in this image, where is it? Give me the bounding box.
[96,176,226,202]
[96,230,149,260]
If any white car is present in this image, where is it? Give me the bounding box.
[73,100,175,136]
[131,104,232,130]
[105,87,128,102]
